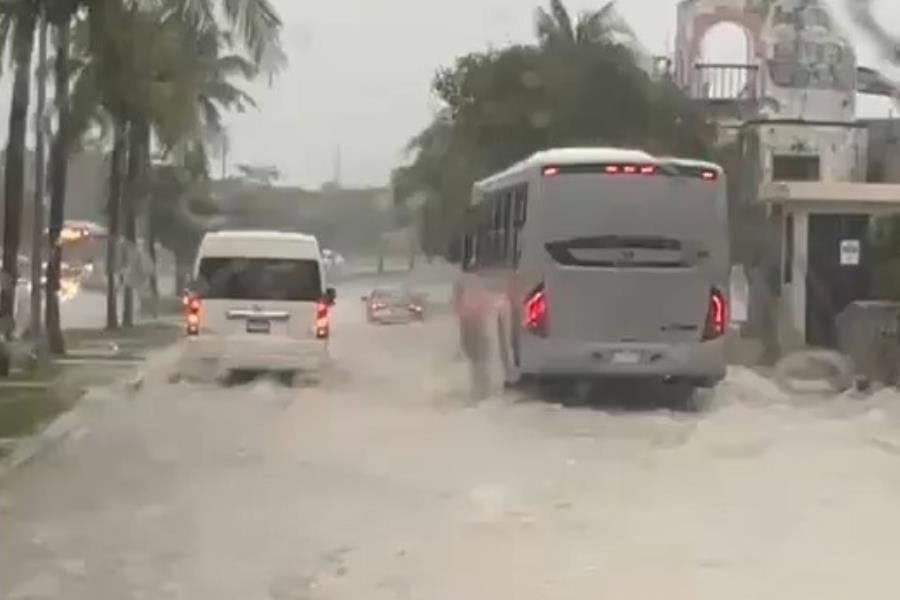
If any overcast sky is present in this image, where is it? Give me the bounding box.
[4,0,900,189]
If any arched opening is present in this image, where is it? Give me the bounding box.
[697,21,754,99]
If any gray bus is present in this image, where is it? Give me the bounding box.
[462,147,730,391]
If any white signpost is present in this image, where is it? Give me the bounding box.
[839,239,861,266]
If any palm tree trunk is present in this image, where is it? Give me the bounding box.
[30,16,49,347]
[45,14,70,355]
[140,124,158,317]
[0,4,37,375]
[122,123,139,328]
[105,120,126,331]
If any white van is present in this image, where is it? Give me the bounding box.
[184,230,336,381]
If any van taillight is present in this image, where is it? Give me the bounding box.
[185,294,201,335]
[523,284,547,336]
[702,288,726,341]
[315,299,329,339]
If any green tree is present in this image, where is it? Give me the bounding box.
[395,0,714,259]
[68,0,279,329]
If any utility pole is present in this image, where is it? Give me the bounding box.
[30,15,48,350]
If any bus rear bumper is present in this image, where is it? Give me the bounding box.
[520,338,726,386]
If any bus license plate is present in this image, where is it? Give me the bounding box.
[612,351,641,365]
[246,319,271,334]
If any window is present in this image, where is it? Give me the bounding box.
[467,183,529,270]
[773,155,820,181]
[197,257,323,301]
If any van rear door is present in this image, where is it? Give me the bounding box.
[195,257,324,341]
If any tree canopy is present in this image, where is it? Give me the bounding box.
[394,0,716,257]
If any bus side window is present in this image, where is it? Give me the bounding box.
[501,191,513,265]
[512,185,527,267]
[514,186,527,228]
[492,194,504,266]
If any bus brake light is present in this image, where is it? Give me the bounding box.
[702,288,726,341]
[523,284,547,336]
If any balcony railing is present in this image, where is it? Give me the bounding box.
[691,63,759,101]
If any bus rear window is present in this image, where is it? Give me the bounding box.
[196,257,322,301]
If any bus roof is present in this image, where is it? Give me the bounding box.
[474,147,723,192]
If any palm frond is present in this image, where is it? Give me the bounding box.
[221,0,284,70]
[549,0,574,43]
[0,13,15,75]
[215,53,256,78]
[203,79,255,108]
[67,62,106,150]
[575,2,622,45]
[199,96,222,134]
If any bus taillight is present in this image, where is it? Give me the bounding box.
[523,284,547,336]
[702,288,726,341]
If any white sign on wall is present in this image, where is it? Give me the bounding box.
[839,239,861,266]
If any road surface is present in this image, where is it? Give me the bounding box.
[4,273,900,599]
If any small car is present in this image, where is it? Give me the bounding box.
[363,288,424,324]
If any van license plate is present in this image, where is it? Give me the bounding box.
[612,351,641,365]
[246,319,271,334]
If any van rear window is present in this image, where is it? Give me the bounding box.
[197,257,322,301]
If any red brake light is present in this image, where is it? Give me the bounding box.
[703,288,726,340]
[542,166,560,177]
[623,165,637,174]
[640,165,656,174]
[604,164,620,174]
[523,284,547,336]
[702,170,717,181]
[184,294,201,335]
[315,299,329,339]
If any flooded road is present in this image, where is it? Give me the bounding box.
[4,275,900,599]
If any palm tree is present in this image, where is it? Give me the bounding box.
[69,0,278,328]
[534,0,633,50]
[45,0,76,351]
[0,0,37,375]
[29,13,48,346]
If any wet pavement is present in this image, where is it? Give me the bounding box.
[3,273,900,599]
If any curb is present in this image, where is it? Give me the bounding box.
[0,369,148,483]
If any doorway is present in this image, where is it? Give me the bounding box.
[805,214,872,347]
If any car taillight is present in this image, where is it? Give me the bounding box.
[185,294,201,335]
[523,283,547,336]
[409,304,422,313]
[315,299,329,339]
[702,288,726,341]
